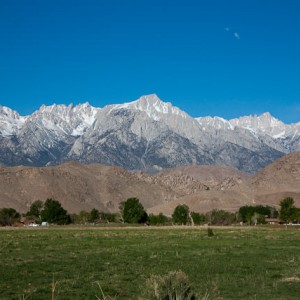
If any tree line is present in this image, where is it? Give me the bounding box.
[0,196,299,226]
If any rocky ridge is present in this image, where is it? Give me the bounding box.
[0,94,299,173]
[0,152,299,215]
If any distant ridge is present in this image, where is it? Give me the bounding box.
[0,94,299,173]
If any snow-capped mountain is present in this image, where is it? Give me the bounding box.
[0,106,27,136]
[29,102,99,136]
[110,94,188,121]
[0,94,299,173]
[198,112,289,138]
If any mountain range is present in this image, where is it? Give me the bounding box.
[1,94,299,173]
[0,152,299,214]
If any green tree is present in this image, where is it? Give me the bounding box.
[121,198,147,224]
[148,213,169,225]
[292,208,300,223]
[279,197,296,225]
[254,205,271,217]
[26,200,44,220]
[41,198,71,225]
[71,210,90,224]
[270,207,279,218]
[207,209,236,225]
[239,206,256,223]
[239,205,277,224]
[101,212,118,223]
[190,211,206,225]
[89,208,100,223]
[245,212,253,225]
[172,204,190,225]
[0,208,20,226]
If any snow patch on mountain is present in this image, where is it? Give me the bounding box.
[0,105,27,136]
[0,94,299,173]
[197,112,300,140]
[196,116,234,131]
[228,112,287,138]
[29,102,99,137]
[109,94,188,120]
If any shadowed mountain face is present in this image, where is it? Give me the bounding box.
[0,152,299,215]
[1,94,299,173]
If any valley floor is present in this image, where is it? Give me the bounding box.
[0,226,300,299]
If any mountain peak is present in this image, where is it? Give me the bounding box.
[228,112,286,138]
[231,112,283,126]
[0,105,26,136]
[110,94,188,120]
[0,105,21,118]
[138,93,161,103]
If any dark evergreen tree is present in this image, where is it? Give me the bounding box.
[121,198,147,224]
[279,197,296,225]
[26,200,43,219]
[89,208,100,223]
[41,198,71,225]
[0,208,20,226]
[239,205,278,224]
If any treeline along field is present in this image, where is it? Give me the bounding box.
[0,227,300,299]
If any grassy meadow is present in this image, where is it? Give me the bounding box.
[0,226,300,299]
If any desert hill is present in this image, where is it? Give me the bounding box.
[248,152,300,207]
[0,162,176,213]
[149,152,300,215]
[0,152,299,215]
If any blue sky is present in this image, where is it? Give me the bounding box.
[0,0,299,123]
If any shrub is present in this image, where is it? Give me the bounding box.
[148,213,169,225]
[191,212,206,225]
[206,209,236,225]
[207,228,214,237]
[89,208,100,223]
[100,212,118,223]
[0,208,20,226]
[142,270,196,300]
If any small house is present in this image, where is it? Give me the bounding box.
[265,218,280,225]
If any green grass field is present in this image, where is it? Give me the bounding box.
[1,226,300,299]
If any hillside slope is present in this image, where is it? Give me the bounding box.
[0,153,299,215]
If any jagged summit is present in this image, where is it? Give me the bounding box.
[0,94,299,173]
[197,112,294,139]
[229,112,285,136]
[0,105,27,136]
[38,102,95,113]
[230,111,282,127]
[110,94,188,120]
[196,116,234,130]
[28,102,99,137]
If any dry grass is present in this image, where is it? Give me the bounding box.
[280,277,300,283]
[51,277,58,300]
[141,270,196,300]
